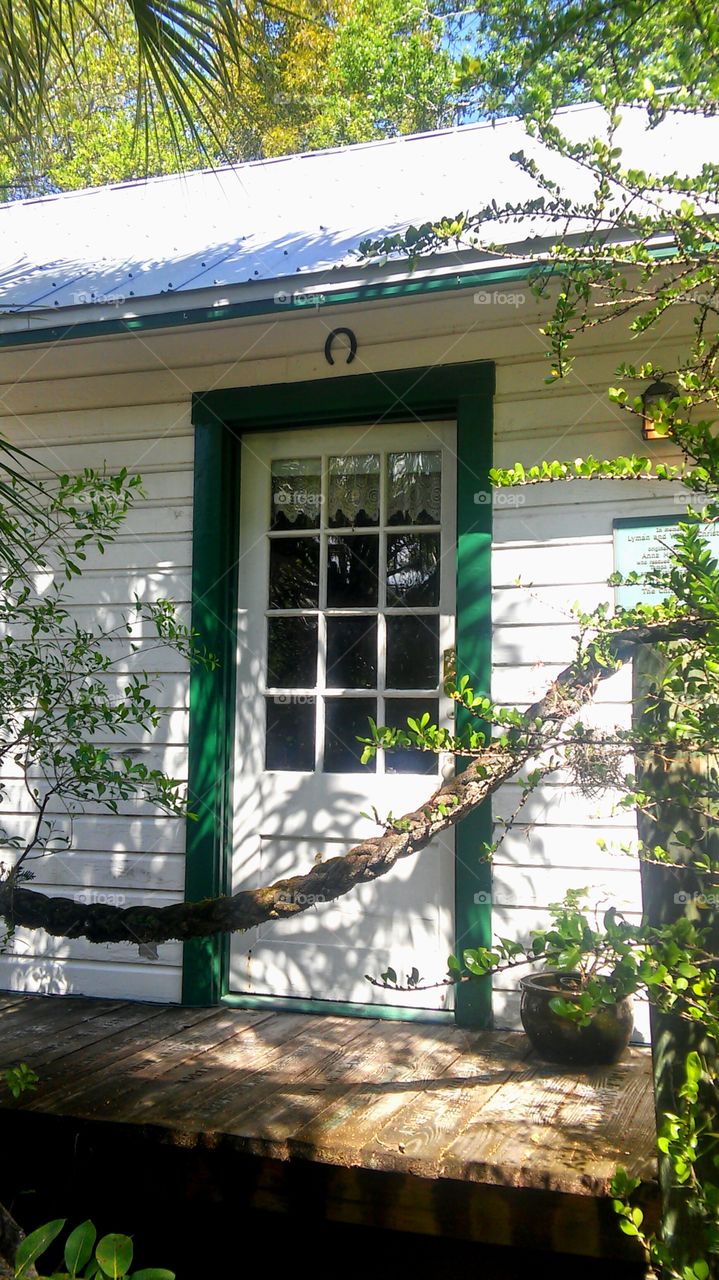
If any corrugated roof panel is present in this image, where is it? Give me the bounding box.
[0,105,715,320]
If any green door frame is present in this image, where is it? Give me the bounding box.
[182,359,495,1027]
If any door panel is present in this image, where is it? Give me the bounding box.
[229,422,456,1011]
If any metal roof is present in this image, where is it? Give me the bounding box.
[0,103,715,332]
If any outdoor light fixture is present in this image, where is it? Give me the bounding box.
[642,379,677,441]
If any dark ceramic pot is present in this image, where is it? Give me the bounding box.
[519,972,634,1065]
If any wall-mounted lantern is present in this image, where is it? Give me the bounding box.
[642,379,677,441]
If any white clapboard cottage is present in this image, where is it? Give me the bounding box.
[0,103,712,1034]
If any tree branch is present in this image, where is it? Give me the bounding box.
[0,617,708,947]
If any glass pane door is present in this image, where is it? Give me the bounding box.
[265,447,444,778]
[230,421,456,1011]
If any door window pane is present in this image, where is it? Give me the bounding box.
[265,698,315,771]
[262,439,447,775]
[387,451,441,526]
[326,616,377,688]
[327,535,379,607]
[324,697,377,773]
[385,697,440,774]
[269,536,320,608]
[267,616,318,688]
[328,454,380,528]
[271,459,321,530]
[386,533,440,606]
[386,615,439,689]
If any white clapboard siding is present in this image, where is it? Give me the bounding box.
[493,782,634,827]
[1,814,187,854]
[0,955,180,1001]
[4,604,192,638]
[487,335,689,1033]
[494,824,638,868]
[491,664,633,707]
[493,582,615,627]
[1,402,193,1004]
[23,851,185,892]
[0,288,695,1016]
[50,569,190,606]
[9,920,182,966]
[0,746,188,782]
[0,784,188,818]
[492,864,640,911]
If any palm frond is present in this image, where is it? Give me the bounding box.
[0,1,249,148]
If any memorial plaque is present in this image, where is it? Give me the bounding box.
[613,515,719,608]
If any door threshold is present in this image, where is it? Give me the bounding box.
[221,992,454,1023]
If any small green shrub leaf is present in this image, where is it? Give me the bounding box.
[96,1234,133,1278]
[14,1219,66,1276]
[131,1270,176,1279]
[65,1220,97,1276]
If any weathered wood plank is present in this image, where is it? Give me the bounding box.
[0,997,126,1064]
[0,994,34,1011]
[27,1007,276,1116]
[84,1007,296,1124]
[0,994,657,1237]
[0,1002,166,1071]
[365,1029,534,1172]
[21,1006,228,1110]
[287,1022,465,1162]
[442,1048,656,1193]
[136,1013,377,1134]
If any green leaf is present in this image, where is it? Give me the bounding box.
[15,1219,66,1276]
[96,1234,134,1279]
[685,1051,703,1084]
[65,1221,97,1277]
[131,1271,176,1280]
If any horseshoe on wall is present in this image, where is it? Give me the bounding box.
[324,328,358,365]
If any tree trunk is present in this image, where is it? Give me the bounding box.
[633,645,719,1277]
[0,1199,37,1278]
[0,618,706,948]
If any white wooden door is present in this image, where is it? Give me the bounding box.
[229,421,456,1011]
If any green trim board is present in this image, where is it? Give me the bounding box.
[0,243,679,351]
[181,421,240,1006]
[0,265,525,349]
[184,360,495,1026]
[221,993,454,1024]
[454,393,494,1027]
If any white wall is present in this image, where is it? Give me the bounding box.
[0,403,193,1001]
[490,336,687,1040]
[0,289,691,1023]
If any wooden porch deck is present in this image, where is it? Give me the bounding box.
[0,994,658,1266]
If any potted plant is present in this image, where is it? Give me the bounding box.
[369,889,643,1066]
[518,972,635,1066]
[513,890,638,1064]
